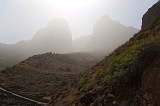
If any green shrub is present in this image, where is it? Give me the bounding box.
[106,35,160,84]
[107,44,140,81]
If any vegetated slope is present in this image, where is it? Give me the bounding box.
[48,2,160,106]
[0,52,98,105]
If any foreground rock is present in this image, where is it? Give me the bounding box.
[142,1,160,29]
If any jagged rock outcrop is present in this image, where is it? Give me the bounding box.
[142,1,160,29]
[86,15,139,51]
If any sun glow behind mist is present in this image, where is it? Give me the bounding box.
[50,0,97,11]
[0,0,156,44]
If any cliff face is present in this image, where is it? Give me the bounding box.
[142,1,160,29]
[48,2,160,106]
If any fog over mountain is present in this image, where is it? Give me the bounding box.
[0,0,156,44]
[30,18,72,54]
[0,1,159,106]
[0,18,72,71]
[0,16,139,71]
[89,16,139,49]
[72,15,139,52]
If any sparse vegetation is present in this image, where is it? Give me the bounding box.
[73,16,160,105]
[49,9,160,105]
[0,53,98,104]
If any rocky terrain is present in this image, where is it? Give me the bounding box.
[47,2,160,106]
[142,2,160,29]
[0,52,98,105]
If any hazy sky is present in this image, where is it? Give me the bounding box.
[0,0,157,44]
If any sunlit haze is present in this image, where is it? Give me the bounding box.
[51,0,97,10]
[0,0,157,44]
[1,1,160,105]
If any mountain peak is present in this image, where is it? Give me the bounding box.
[31,18,72,53]
[89,15,139,51]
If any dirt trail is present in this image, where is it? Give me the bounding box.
[0,86,47,106]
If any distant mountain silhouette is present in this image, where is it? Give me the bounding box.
[71,15,139,60]
[0,16,139,71]
[73,15,139,52]
[30,19,72,54]
[0,19,72,71]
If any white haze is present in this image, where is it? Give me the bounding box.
[0,0,157,44]
[0,0,157,71]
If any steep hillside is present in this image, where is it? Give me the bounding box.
[48,2,160,106]
[0,52,98,104]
